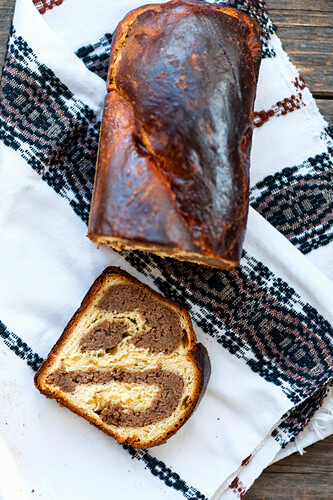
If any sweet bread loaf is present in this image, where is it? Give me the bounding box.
[35,267,210,448]
[88,0,261,269]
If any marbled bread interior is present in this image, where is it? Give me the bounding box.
[35,267,210,448]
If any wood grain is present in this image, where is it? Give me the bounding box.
[267,9,333,95]
[266,0,333,124]
[267,0,333,12]
[0,1,15,69]
[317,100,333,126]
[0,1,332,499]
[246,434,333,499]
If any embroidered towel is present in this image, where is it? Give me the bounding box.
[0,0,332,499]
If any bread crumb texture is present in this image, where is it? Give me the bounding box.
[35,267,209,448]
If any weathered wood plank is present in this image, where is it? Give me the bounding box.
[266,0,333,121]
[266,0,333,13]
[317,99,333,125]
[246,435,333,499]
[269,435,333,474]
[0,1,15,69]
[266,9,333,95]
[246,471,333,500]
[269,11,332,28]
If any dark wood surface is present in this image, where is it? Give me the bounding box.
[246,436,333,499]
[0,0,332,499]
[0,1,14,65]
[267,0,333,124]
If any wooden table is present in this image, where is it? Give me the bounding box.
[0,1,332,498]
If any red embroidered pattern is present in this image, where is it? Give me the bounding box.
[32,0,64,15]
[241,454,252,466]
[254,77,306,128]
[229,477,247,499]
[294,76,306,90]
[254,94,305,127]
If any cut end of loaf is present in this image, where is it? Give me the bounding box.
[35,267,210,448]
[87,234,239,270]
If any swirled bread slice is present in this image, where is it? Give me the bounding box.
[35,267,210,448]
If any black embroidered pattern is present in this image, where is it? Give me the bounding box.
[0,322,207,500]
[124,446,208,500]
[261,44,276,58]
[75,33,113,81]
[321,126,333,154]
[0,321,43,371]
[272,385,329,447]
[1,28,333,407]
[0,27,99,223]
[250,152,333,254]
[121,250,333,405]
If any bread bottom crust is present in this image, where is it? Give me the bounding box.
[89,235,238,270]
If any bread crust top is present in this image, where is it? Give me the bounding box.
[88,0,261,266]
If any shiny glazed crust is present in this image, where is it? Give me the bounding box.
[34,267,211,448]
[88,0,261,269]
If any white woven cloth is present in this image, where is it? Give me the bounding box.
[0,1,332,499]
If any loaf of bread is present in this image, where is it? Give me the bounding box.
[35,267,210,448]
[88,0,261,269]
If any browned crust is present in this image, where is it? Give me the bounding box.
[107,1,260,91]
[34,266,210,449]
[88,0,261,270]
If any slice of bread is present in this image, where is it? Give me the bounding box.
[35,267,210,448]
